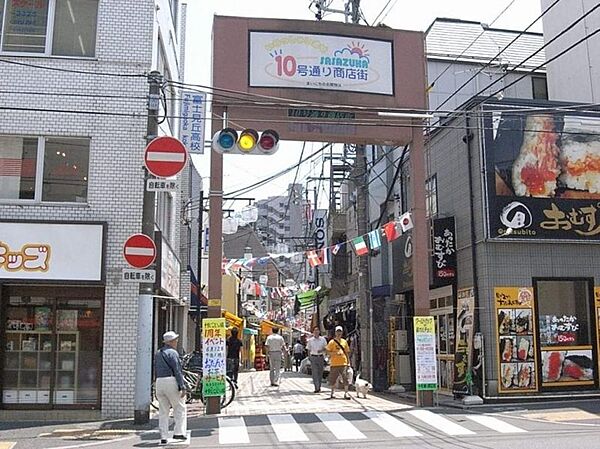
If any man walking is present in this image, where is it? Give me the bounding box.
[154,331,187,445]
[293,339,305,372]
[265,327,286,386]
[306,326,327,393]
[326,326,351,399]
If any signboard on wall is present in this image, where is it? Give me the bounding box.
[453,287,475,395]
[249,32,394,95]
[0,221,105,281]
[413,316,438,391]
[494,287,538,393]
[179,90,206,154]
[483,106,600,240]
[431,217,456,287]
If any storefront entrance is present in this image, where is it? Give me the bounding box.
[1,285,104,408]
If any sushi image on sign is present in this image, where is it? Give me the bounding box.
[483,105,600,240]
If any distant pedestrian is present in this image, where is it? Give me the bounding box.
[265,327,287,386]
[306,327,327,393]
[154,331,187,445]
[326,326,351,399]
[226,327,242,387]
[293,339,305,372]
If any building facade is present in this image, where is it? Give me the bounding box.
[0,0,187,418]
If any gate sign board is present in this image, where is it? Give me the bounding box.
[144,136,188,178]
[123,234,156,269]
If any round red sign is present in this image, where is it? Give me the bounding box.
[123,233,156,269]
[144,136,188,178]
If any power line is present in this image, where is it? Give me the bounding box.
[0,58,147,77]
[427,0,519,90]
[435,0,562,111]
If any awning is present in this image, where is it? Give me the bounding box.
[222,310,243,329]
[243,328,258,335]
[260,319,290,335]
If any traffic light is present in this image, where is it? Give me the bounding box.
[212,128,279,155]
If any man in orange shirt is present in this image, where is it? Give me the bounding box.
[326,326,351,399]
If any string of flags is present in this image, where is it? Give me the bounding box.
[222,211,414,272]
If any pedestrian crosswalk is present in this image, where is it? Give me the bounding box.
[212,410,528,445]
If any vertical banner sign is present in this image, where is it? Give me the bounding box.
[494,287,538,393]
[595,288,600,382]
[202,318,226,397]
[453,288,475,395]
[413,316,438,391]
[431,217,457,287]
[313,209,328,273]
[179,90,206,154]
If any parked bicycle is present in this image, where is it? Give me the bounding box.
[151,352,235,410]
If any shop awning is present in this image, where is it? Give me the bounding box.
[243,328,258,335]
[222,310,243,329]
[260,319,290,335]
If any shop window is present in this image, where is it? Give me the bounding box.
[3,292,103,407]
[0,0,99,57]
[536,279,595,387]
[0,135,90,203]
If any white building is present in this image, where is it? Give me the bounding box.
[0,0,188,419]
[541,0,600,102]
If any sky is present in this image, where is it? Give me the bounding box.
[184,0,543,209]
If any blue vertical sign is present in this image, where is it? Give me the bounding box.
[179,90,206,154]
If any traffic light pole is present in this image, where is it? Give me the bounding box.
[134,70,162,425]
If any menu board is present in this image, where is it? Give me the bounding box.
[413,316,438,391]
[494,287,538,393]
[453,288,474,395]
[202,318,227,397]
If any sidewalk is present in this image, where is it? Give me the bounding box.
[188,369,415,417]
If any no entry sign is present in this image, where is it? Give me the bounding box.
[144,136,188,178]
[123,234,156,269]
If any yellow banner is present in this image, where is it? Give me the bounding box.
[594,287,600,306]
[494,287,533,308]
[413,316,435,334]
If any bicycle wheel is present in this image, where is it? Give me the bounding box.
[221,376,236,408]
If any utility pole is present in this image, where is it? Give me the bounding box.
[195,189,204,351]
[134,70,162,425]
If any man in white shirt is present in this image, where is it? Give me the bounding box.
[265,327,287,386]
[306,327,328,393]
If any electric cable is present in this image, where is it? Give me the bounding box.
[0,58,147,77]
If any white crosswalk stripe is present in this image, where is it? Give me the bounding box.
[407,409,475,435]
[466,415,527,433]
[268,414,309,442]
[363,411,423,437]
[316,412,367,440]
[218,416,250,444]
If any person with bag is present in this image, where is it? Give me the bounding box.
[154,331,187,445]
[325,326,351,400]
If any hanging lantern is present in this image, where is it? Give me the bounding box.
[222,217,239,234]
[241,204,259,223]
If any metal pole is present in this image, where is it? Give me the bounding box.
[134,70,162,425]
[195,190,204,351]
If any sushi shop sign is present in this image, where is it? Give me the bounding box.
[483,104,600,241]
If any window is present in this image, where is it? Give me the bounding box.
[0,0,98,56]
[532,76,548,100]
[0,135,89,203]
[425,174,438,218]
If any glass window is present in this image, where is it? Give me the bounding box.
[0,136,38,200]
[425,174,438,218]
[2,0,49,53]
[52,0,98,57]
[537,280,592,347]
[42,138,89,202]
[532,76,549,100]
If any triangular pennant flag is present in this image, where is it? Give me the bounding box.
[320,247,330,265]
[368,230,382,250]
[399,212,414,232]
[352,236,369,256]
[383,220,400,242]
[306,250,322,267]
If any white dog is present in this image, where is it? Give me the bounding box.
[354,373,372,398]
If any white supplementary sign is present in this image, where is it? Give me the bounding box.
[249,31,394,95]
[146,179,179,192]
[179,90,206,154]
[0,222,104,281]
[122,269,156,283]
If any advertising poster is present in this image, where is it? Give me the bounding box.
[249,31,394,95]
[596,287,600,382]
[413,316,438,391]
[494,287,538,393]
[202,318,227,397]
[483,107,600,240]
[453,288,474,395]
[431,217,457,287]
